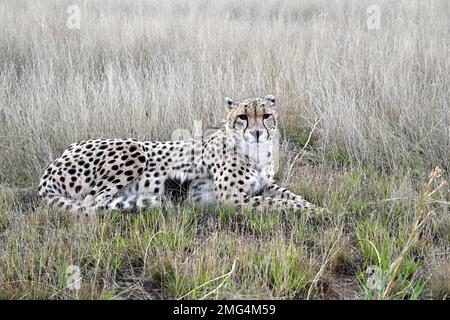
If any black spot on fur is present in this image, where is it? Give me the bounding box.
[125,160,134,166]
[138,156,146,163]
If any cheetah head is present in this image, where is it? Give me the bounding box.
[224,95,278,145]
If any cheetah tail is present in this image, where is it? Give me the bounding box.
[42,194,87,213]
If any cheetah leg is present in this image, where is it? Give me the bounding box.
[211,167,315,213]
[213,185,315,213]
[239,195,316,213]
[44,194,98,217]
[106,194,165,211]
[186,178,216,204]
[263,183,315,207]
[93,190,117,206]
[86,142,148,207]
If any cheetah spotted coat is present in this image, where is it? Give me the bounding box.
[39,96,317,215]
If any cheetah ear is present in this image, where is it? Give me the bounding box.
[264,95,276,106]
[225,97,236,110]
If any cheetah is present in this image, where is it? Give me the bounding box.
[38,95,317,215]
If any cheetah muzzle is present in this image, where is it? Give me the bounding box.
[39,95,318,215]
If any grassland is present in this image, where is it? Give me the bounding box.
[0,0,449,299]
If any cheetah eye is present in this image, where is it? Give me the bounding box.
[238,115,248,121]
[263,114,271,119]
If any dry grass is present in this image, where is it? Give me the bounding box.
[0,0,449,299]
[0,166,448,299]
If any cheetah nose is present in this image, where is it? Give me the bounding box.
[250,129,263,141]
